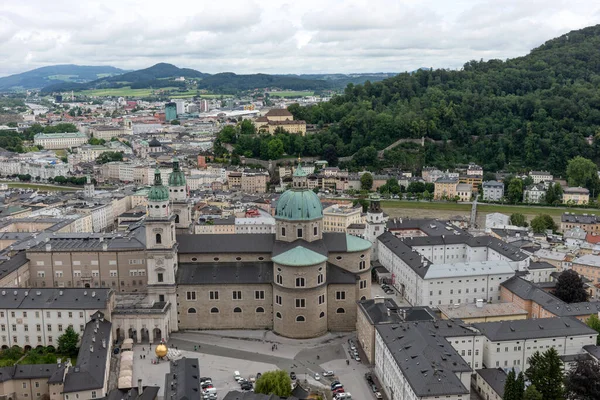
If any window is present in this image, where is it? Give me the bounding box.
[295,299,306,308]
[157,273,164,283]
[207,307,219,314]
[296,316,305,322]
[68,312,72,318]
[188,308,197,314]
[255,290,265,300]
[11,325,16,332]
[48,336,52,343]
[47,325,52,332]
[58,324,63,332]
[23,382,27,389]
[359,280,367,289]
[186,291,196,301]
[297,228,303,238]
[281,227,286,237]
[314,226,318,236]
[318,294,325,305]
[336,291,346,300]
[359,260,366,270]
[276,312,282,319]
[256,307,265,313]
[318,274,324,284]
[320,311,325,318]
[79,312,83,318]
[276,275,283,285]
[155,233,162,244]
[233,307,242,313]
[295,277,305,287]
[175,214,180,223]
[209,291,219,300]
[233,291,242,300]
[91,391,97,399]
[24,324,28,332]
[275,295,282,305]
[36,325,40,332]
[336,308,346,314]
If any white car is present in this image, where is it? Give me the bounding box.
[314,373,320,381]
[234,371,242,381]
[323,371,335,377]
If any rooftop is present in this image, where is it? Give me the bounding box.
[0,288,111,309]
[163,358,200,400]
[476,368,507,397]
[472,316,597,341]
[438,302,528,320]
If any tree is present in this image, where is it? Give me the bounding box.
[360,173,373,191]
[170,119,180,125]
[544,182,563,205]
[267,138,284,160]
[530,214,557,233]
[523,385,543,400]
[96,151,124,164]
[239,119,256,135]
[254,370,292,397]
[322,144,338,166]
[554,269,589,303]
[567,156,600,194]
[509,213,527,227]
[57,326,79,357]
[525,348,564,400]
[564,357,600,400]
[503,369,519,400]
[507,178,523,204]
[88,137,106,145]
[586,314,600,345]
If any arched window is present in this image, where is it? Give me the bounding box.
[319,311,325,318]
[187,308,197,314]
[256,307,265,313]
[359,261,366,270]
[295,277,305,287]
[210,307,219,313]
[360,296,366,301]
[276,275,283,285]
[296,315,305,322]
[276,312,282,319]
[155,233,162,244]
[317,274,324,284]
[175,214,180,223]
[336,308,345,314]
[233,307,242,313]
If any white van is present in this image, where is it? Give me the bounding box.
[234,371,242,381]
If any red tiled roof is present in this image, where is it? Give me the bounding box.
[586,233,600,244]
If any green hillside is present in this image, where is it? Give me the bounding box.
[288,24,600,176]
[0,65,125,91]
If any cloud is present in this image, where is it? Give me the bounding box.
[0,0,598,76]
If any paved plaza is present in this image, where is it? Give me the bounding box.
[129,330,374,399]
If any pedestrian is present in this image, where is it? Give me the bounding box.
[346,359,349,365]
[140,354,142,359]
[143,355,146,359]
[142,347,145,351]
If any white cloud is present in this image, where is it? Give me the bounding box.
[0,0,598,76]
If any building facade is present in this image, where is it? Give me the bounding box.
[482,181,504,201]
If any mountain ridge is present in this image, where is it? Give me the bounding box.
[0,65,126,91]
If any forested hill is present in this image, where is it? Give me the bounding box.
[288,24,600,175]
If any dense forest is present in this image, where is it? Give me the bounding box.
[283,24,600,175]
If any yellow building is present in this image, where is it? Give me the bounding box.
[438,301,528,323]
[563,186,590,205]
[434,177,459,200]
[255,109,307,136]
[323,204,363,233]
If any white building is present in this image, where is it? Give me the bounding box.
[485,213,510,229]
[529,171,553,184]
[0,288,113,349]
[234,211,276,234]
[377,231,529,307]
[482,181,504,201]
[523,183,546,204]
[473,317,597,369]
[34,132,87,150]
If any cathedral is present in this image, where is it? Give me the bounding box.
[143,163,373,338]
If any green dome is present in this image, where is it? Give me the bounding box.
[168,157,186,187]
[276,189,322,221]
[148,168,169,202]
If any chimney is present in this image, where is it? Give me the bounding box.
[138,379,143,395]
[45,243,51,252]
[374,296,385,304]
[101,339,106,348]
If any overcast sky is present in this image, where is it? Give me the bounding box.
[1,0,599,77]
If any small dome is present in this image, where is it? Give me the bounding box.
[276,189,322,221]
[168,157,186,187]
[148,168,169,202]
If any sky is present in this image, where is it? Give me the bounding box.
[1,0,600,77]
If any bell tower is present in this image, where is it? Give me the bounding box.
[365,194,387,260]
[168,156,192,234]
[145,168,178,331]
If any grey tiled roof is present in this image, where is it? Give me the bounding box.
[472,317,596,341]
[101,386,160,400]
[476,368,506,397]
[377,231,432,278]
[177,262,273,285]
[0,364,61,383]
[386,218,467,237]
[177,233,275,254]
[327,263,357,284]
[0,251,28,280]
[63,311,112,393]
[528,261,556,270]
[357,299,436,325]
[27,233,145,252]
[376,321,472,397]
[0,288,111,309]
[583,344,600,361]
[561,213,600,224]
[164,358,201,400]
[223,391,278,400]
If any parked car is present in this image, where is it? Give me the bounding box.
[375,392,383,399]
[332,383,343,390]
[333,388,345,395]
[371,384,378,393]
[200,377,212,385]
[290,371,297,380]
[354,355,361,362]
[323,370,335,377]
[314,373,320,381]
[330,381,340,389]
[241,382,253,391]
[336,392,352,399]
[234,371,242,382]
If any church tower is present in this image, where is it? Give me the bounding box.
[365,194,387,260]
[145,168,178,332]
[168,157,192,234]
[84,175,94,198]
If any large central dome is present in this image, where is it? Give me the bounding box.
[275,189,323,221]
